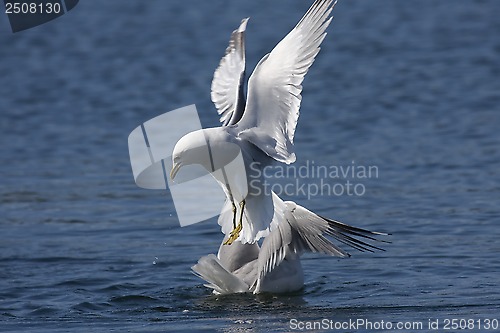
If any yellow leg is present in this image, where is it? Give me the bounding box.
[231,202,237,229]
[224,200,245,245]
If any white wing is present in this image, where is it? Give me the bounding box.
[236,0,336,163]
[211,18,248,126]
[257,201,388,281]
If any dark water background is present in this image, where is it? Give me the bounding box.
[1,1,499,332]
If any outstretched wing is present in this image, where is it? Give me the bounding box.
[236,0,336,164]
[211,18,248,126]
[257,201,389,281]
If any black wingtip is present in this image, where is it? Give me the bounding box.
[318,215,391,253]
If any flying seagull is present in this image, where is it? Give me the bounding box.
[171,0,388,293]
[171,0,337,244]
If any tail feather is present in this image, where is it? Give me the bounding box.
[191,254,250,294]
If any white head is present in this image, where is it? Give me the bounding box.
[170,130,212,180]
[170,128,242,180]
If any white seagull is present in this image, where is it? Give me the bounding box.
[192,197,388,294]
[171,0,388,294]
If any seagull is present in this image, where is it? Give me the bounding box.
[192,194,388,294]
[170,0,388,294]
[171,0,337,245]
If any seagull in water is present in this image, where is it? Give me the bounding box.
[170,0,388,294]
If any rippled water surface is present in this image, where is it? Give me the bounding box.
[1,1,499,332]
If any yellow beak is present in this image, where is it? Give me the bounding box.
[170,162,182,180]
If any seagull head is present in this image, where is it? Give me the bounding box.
[171,128,242,181]
[170,130,212,180]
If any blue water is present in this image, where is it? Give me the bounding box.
[1,0,499,332]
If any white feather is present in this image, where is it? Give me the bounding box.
[211,18,248,125]
[236,0,337,163]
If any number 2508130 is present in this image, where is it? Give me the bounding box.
[5,2,61,14]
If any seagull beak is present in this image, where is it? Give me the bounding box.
[170,162,182,180]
